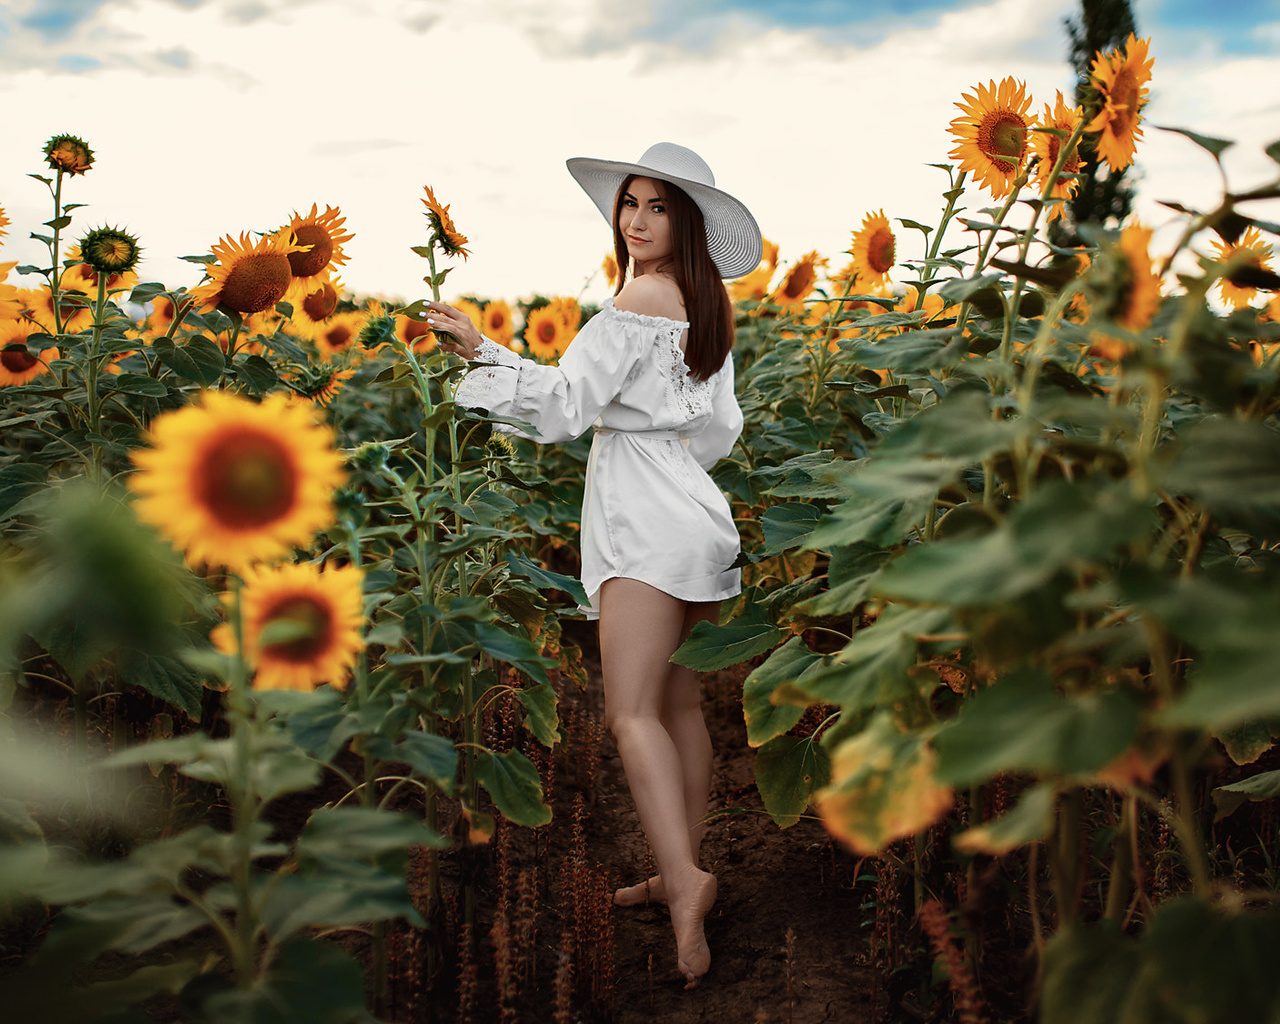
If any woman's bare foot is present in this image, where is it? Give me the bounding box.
[614,874,666,906]
[668,867,717,989]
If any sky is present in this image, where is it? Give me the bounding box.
[2,0,1279,309]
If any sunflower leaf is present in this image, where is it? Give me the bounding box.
[1155,124,1234,160]
[897,218,933,235]
[474,747,552,827]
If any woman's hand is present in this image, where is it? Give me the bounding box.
[418,300,484,360]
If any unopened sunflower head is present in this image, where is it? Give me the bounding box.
[44,134,95,176]
[422,185,471,259]
[356,308,397,351]
[78,226,142,277]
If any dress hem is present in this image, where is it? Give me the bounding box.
[578,572,742,620]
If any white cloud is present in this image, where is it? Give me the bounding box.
[1,0,1277,313]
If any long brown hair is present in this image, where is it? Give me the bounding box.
[611,175,734,381]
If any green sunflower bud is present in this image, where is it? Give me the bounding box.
[78,226,142,275]
[44,134,95,176]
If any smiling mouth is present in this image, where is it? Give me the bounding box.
[628,235,648,245]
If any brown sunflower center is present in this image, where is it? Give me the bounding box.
[287,225,334,279]
[220,253,292,315]
[302,282,339,322]
[783,264,815,301]
[1109,71,1140,131]
[980,113,1027,164]
[1,344,38,373]
[260,595,332,662]
[325,324,354,350]
[197,428,299,529]
[487,311,508,332]
[868,229,895,275]
[536,320,558,345]
[402,319,433,341]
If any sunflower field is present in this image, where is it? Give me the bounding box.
[4,30,1280,1024]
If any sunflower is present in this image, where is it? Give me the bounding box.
[1085,220,1160,361]
[22,284,94,334]
[0,203,10,243]
[770,251,827,312]
[1031,92,1085,219]
[1211,227,1275,310]
[0,319,59,386]
[482,299,515,348]
[394,311,436,354]
[315,309,367,358]
[0,262,22,320]
[603,251,620,289]
[192,230,310,316]
[422,185,471,259]
[1085,34,1153,174]
[948,77,1034,199]
[44,134,94,176]
[282,204,354,303]
[850,211,895,289]
[287,363,357,407]
[213,561,365,692]
[547,296,582,333]
[896,285,953,326]
[128,390,347,572]
[286,276,344,342]
[729,239,780,304]
[524,306,569,361]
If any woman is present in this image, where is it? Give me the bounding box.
[423,142,761,989]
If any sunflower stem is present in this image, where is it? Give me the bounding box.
[50,169,66,338]
[226,576,260,990]
[85,273,109,485]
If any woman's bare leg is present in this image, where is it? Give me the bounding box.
[599,579,718,987]
[614,599,718,907]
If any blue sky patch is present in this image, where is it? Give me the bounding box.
[20,0,109,42]
[56,52,101,72]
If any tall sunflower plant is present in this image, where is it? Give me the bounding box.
[673,36,1280,1019]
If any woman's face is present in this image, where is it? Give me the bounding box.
[618,177,673,269]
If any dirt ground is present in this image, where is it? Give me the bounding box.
[392,620,883,1024]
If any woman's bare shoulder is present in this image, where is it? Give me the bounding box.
[613,275,686,322]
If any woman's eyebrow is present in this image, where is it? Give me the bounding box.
[623,191,663,205]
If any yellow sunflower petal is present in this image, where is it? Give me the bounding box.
[1085,34,1153,174]
[213,561,365,692]
[192,230,309,316]
[1211,226,1275,310]
[948,76,1034,199]
[1031,92,1085,220]
[850,211,895,289]
[128,390,346,572]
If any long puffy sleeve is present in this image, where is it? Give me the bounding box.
[454,308,647,443]
[685,356,743,470]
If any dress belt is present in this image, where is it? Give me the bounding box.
[593,426,685,442]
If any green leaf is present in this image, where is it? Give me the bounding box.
[472,621,556,684]
[504,550,590,607]
[103,373,168,397]
[1164,417,1280,512]
[1211,769,1280,822]
[0,961,199,1024]
[1156,124,1234,160]
[933,668,1141,786]
[233,353,277,394]
[474,747,552,827]
[197,938,368,1024]
[152,336,225,385]
[954,782,1056,854]
[117,651,205,721]
[776,605,955,714]
[517,681,560,748]
[670,604,783,671]
[794,543,891,617]
[742,636,826,747]
[754,733,831,828]
[1040,922,1137,1024]
[296,806,443,864]
[367,730,458,793]
[759,501,822,555]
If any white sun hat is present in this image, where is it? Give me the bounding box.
[567,142,763,280]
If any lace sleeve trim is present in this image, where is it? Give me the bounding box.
[456,337,524,410]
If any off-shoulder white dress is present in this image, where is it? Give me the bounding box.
[455,297,743,618]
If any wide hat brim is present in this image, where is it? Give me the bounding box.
[567,143,763,280]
